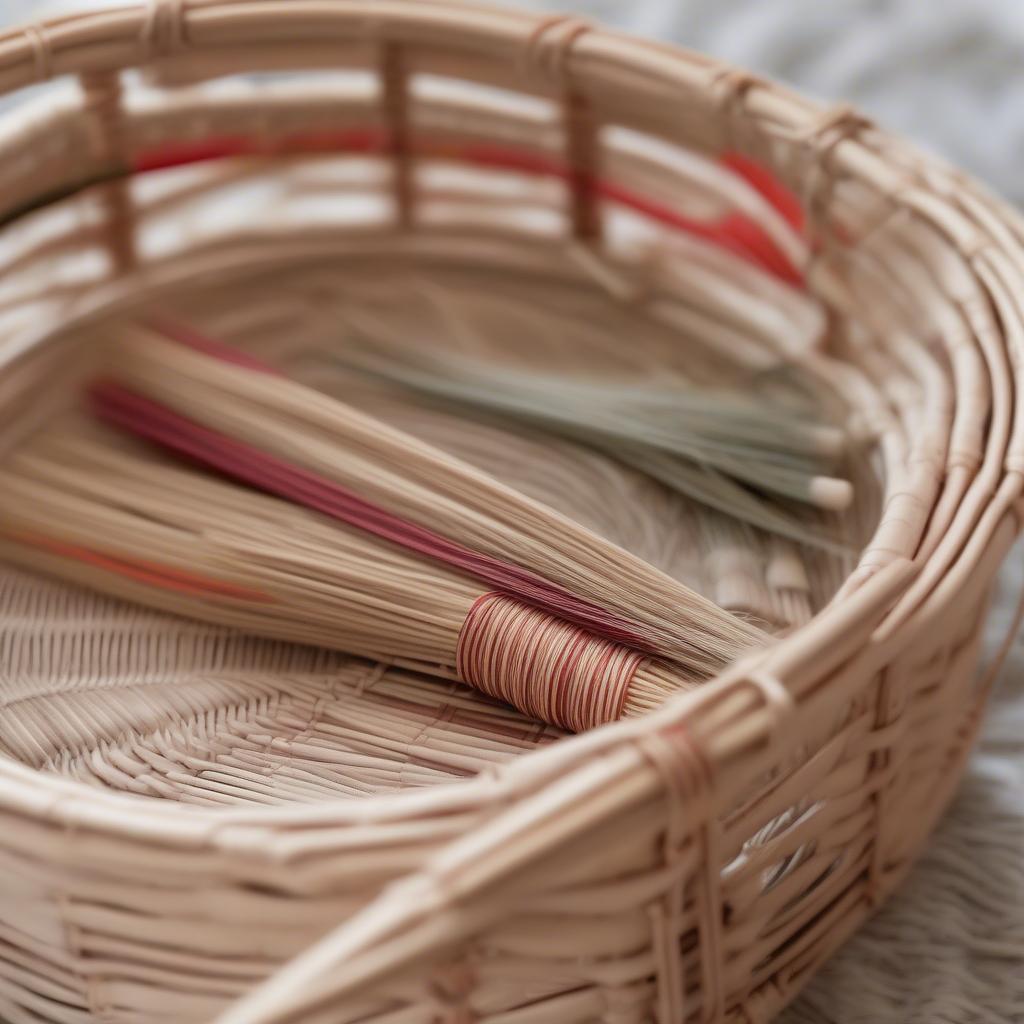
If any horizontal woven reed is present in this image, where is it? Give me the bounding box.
[0,3,1021,1024]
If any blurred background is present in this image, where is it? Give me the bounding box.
[2,2,1022,1023]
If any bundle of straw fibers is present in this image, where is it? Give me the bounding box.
[0,321,794,731]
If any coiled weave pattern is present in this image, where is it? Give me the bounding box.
[457,592,646,731]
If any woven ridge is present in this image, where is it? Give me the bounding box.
[0,3,1019,1024]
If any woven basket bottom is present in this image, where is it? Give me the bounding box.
[0,251,852,808]
[0,564,563,805]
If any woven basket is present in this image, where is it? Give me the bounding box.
[0,3,1022,1023]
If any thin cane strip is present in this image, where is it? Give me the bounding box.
[456,593,644,732]
[380,44,413,228]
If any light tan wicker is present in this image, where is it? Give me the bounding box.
[0,2,1022,1023]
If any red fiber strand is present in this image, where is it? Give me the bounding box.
[145,316,282,375]
[721,151,805,233]
[89,380,660,655]
[9,530,272,601]
[127,130,804,286]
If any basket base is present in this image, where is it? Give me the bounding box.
[0,565,560,806]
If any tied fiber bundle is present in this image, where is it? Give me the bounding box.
[0,322,786,730]
[288,277,853,630]
[323,332,852,549]
[313,372,835,631]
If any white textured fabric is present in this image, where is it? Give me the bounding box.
[6,1,1024,1021]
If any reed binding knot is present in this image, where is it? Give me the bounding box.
[142,0,186,58]
[523,15,591,86]
[792,103,874,231]
[428,960,477,1024]
[744,668,795,759]
[637,722,725,1024]
[23,25,53,83]
[798,103,874,155]
[707,66,764,151]
[456,592,644,732]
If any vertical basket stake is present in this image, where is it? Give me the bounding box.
[79,70,136,273]
[527,16,600,244]
[381,42,413,229]
[564,87,601,244]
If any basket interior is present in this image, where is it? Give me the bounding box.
[2,13,1020,1024]
[0,51,884,809]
